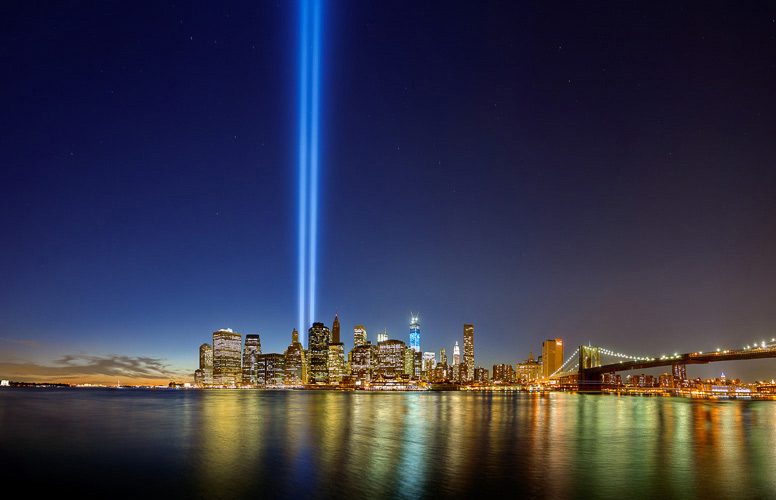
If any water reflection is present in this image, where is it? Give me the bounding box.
[1,389,776,499]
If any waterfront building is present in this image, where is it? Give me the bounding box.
[410,314,420,353]
[377,339,407,379]
[354,325,367,348]
[492,364,515,384]
[474,366,489,384]
[350,342,378,386]
[213,329,242,386]
[671,363,687,388]
[413,351,423,379]
[257,353,286,386]
[516,351,541,383]
[199,343,213,386]
[284,329,307,386]
[464,324,474,382]
[541,339,564,378]
[423,352,436,375]
[328,342,347,383]
[403,347,415,377]
[242,334,262,386]
[308,322,331,383]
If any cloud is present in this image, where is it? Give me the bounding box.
[0,337,43,348]
[0,353,189,383]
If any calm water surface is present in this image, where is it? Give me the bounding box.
[1,388,775,499]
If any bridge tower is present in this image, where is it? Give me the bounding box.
[576,346,602,391]
[579,346,601,369]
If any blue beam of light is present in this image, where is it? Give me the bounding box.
[297,0,322,342]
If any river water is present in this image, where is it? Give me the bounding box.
[1,388,775,499]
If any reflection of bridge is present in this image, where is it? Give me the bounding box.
[550,342,776,390]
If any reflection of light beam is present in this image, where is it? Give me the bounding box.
[298,0,322,342]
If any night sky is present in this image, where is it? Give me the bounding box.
[2,1,775,384]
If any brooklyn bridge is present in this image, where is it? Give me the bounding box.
[550,340,776,390]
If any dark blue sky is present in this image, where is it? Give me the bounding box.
[1,1,775,383]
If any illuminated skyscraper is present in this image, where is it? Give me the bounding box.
[354,325,367,348]
[453,341,460,367]
[308,322,331,383]
[423,352,436,374]
[198,343,213,387]
[200,343,214,385]
[410,314,420,353]
[377,329,388,343]
[213,329,242,386]
[350,342,378,385]
[440,348,447,366]
[377,339,407,379]
[463,324,474,382]
[257,353,286,386]
[328,341,347,384]
[541,339,564,378]
[284,329,307,386]
[242,334,262,386]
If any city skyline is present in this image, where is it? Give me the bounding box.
[2,2,775,385]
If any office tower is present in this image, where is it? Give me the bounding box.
[354,325,367,348]
[453,341,460,367]
[332,314,340,344]
[377,330,388,343]
[199,343,214,386]
[328,343,347,383]
[377,339,406,379]
[285,329,307,386]
[242,334,262,386]
[257,353,286,386]
[308,322,331,383]
[492,364,515,384]
[403,347,415,376]
[423,352,436,374]
[213,329,242,386]
[474,366,489,384]
[350,342,378,385]
[463,324,474,382]
[541,339,564,378]
[440,348,447,366]
[413,351,423,379]
[410,314,420,353]
[671,363,687,388]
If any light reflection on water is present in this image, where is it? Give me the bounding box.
[1,389,775,499]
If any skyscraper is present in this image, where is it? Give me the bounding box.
[242,334,262,386]
[213,329,242,386]
[440,348,447,366]
[410,314,420,353]
[332,314,340,343]
[541,339,564,378]
[377,339,406,379]
[463,324,474,382]
[453,341,460,367]
[284,329,307,386]
[198,343,213,387]
[308,322,331,383]
[354,325,367,348]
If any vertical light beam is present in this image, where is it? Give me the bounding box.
[297,0,310,340]
[298,0,322,341]
[308,0,322,333]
